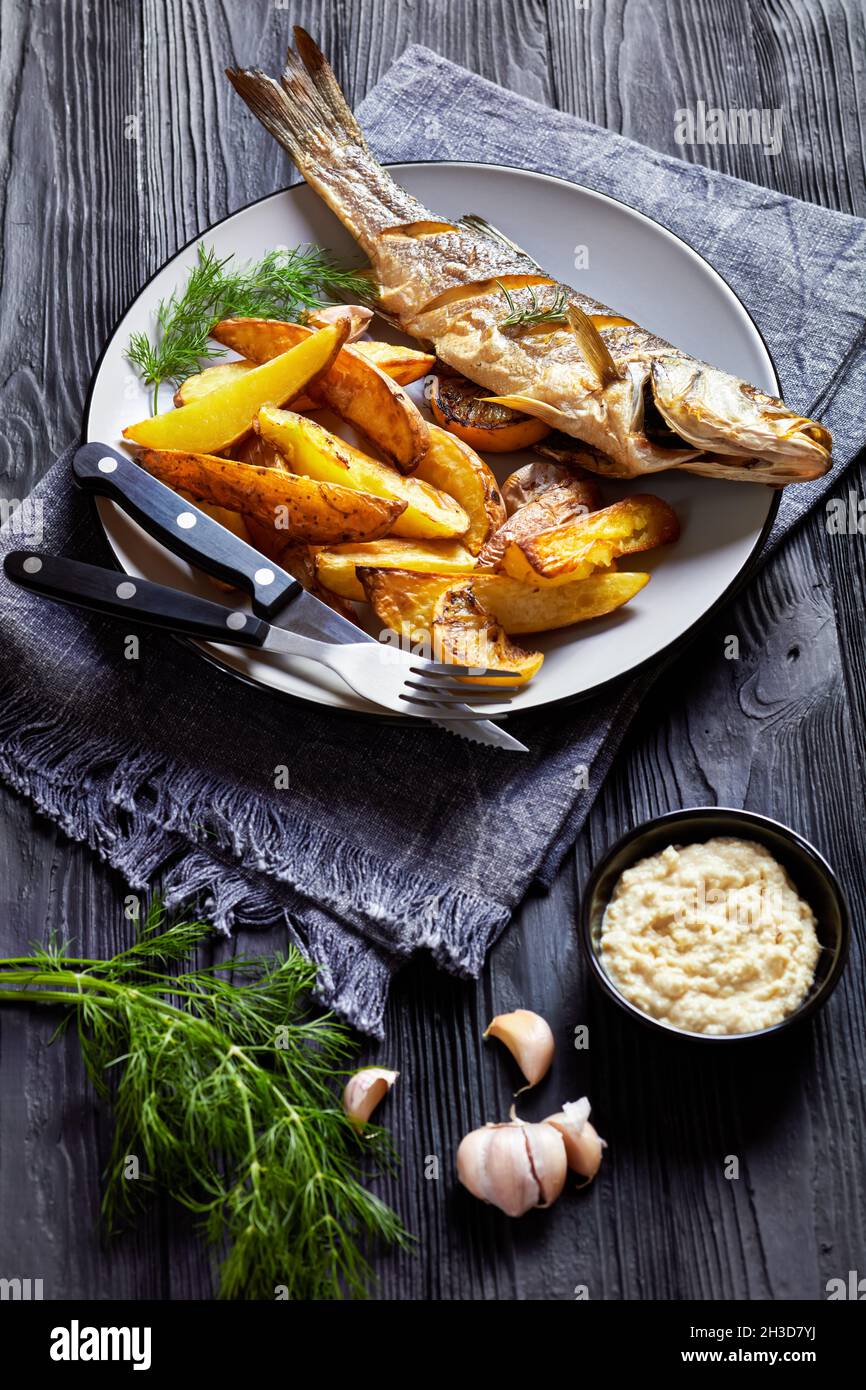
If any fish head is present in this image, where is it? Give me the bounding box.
[649,358,831,481]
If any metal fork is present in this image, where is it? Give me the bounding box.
[2,550,520,721]
[246,628,522,716]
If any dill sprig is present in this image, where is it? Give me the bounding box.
[126,244,373,411]
[0,903,408,1299]
[498,279,570,329]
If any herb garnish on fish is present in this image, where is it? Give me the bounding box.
[0,904,408,1299]
[126,243,371,411]
[498,280,569,329]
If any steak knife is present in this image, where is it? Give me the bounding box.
[71,443,528,753]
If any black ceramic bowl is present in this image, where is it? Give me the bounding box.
[579,807,850,1043]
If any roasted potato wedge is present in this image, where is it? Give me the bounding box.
[501,456,598,514]
[428,373,551,451]
[363,569,541,682]
[315,538,475,601]
[431,584,543,683]
[229,431,288,471]
[256,408,469,541]
[211,318,429,471]
[173,359,254,408]
[350,340,436,385]
[123,322,348,453]
[502,495,680,586]
[412,423,505,555]
[477,478,602,570]
[134,448,405,544]
[361,566,648,637]
[175,359,317,414]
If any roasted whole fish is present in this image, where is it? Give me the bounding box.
[227,30,832,485]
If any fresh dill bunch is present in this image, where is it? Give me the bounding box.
[498,279,569,329]
[126,243,374,411]
[0,902,409,1299]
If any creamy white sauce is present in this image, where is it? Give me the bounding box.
[600,837,820,1035]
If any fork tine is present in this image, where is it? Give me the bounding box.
[403,677,522,695]
[400,691,512,707]
[410,661,524,679]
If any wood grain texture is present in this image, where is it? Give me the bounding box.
[0,0,863,1301]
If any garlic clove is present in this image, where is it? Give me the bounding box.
[457,1119,568,1217]
[543,1098,607,1180]
[523,1119,569,1207]
[342,1067,398,1129]
[457,1123,539,1218]
[483,1009,554,1089]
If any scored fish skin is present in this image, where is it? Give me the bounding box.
[226,29,832,486]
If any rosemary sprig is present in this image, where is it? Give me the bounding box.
[498,279,570,329]
[0,903,408,1299]
[126,244,373,412]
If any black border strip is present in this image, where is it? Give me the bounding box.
[81,161,782,729]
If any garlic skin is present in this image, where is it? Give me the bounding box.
[483,1009,555,1089]
[543,1098,606,1180]
[342,1068,398,1129]
[457,1118,567,1217]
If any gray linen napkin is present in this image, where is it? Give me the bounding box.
[1,47,864,1036]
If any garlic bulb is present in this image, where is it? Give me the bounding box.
[483,1009,554,1090]
[543,1098,606,1180]
[342,1067,398,1129]
[457,1116,567,1217]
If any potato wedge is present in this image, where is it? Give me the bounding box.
[124,322,348,453]
[501,457,597,514]
[315,538,475,601]
[256,408,469,541]
[430,584,543,683]
[173,359,254,408]
[230,431,289,471]
[175,359,317,414]
[412,423,505,555]
[211,318,429,471]
[502,495,680,586]
[477,478,602,570]
[135,448,405,544]
[350,340,436,385]
[361,566,648,637]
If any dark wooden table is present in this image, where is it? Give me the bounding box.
[1,0,863,1301]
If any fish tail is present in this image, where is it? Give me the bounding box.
[226,29,428,254]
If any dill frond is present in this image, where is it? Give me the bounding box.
[126,243,374,411]
[0,910,409,1299]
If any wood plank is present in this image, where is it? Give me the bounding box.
[0,0,863,1303]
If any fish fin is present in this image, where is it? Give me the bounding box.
[458,214,542,269]
[292,27,370,153]
[226,31,364,172]
[224,64,313,168]
[565,304,621,388]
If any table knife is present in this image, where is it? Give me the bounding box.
[71,443,528,753]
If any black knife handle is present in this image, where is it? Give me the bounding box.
[72,442,302,619]
[4,550,271,648]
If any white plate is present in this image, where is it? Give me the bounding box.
[85,162,778,718]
